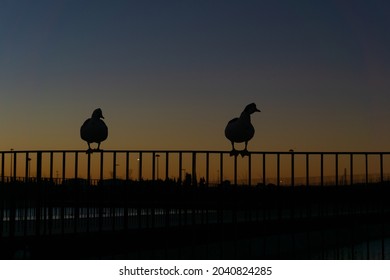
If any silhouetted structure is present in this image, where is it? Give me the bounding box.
[1,178,390,259]
[80,108,108,153]
[1,149,390,259]
[225,103,260,157]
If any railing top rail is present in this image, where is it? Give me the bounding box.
[0,149,390,155]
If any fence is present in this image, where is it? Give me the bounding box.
[1,150,390,259]
[1,150,389,187]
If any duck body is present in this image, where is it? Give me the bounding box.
[225,116,255,144]
[80,108,108,153]
[224,103,260,156]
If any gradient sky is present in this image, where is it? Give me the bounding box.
[1,0,389,152]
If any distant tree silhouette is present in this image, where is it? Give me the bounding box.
[183,173,192,187]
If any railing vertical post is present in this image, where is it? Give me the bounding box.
[365,154,369,185]
[49,152,54,183]
[62,152,66,183]
[291,150,294,187]
[233,155,237,186]
[48,154,54,233]
[206,152,210,187]
[220,152,224,185]
[1,152,4,183]
[277,153,280,187]
[152,152,156,181]
[87,152,91,184]
[179,152,183,183]
[113,151,117,180]
[380,153,384,184]
[9,152,11,181]
[156,153,160,181]
[306,154,310,187]
[320,153,324,187]
[36,151,42,182]
[335,154,339,186]
[74,152,79,179]
[25,152,29,182]
[165,152,169,181]
[36,151,42,237]
[248,153,252,187]
[138,152,143,181]
[262,153,266,186]
[100,152,104,181]
[13,151,17,181]
[192,152,197,186]
[0,168,3,234]
[350,153,354,186]
[125,152,130,181]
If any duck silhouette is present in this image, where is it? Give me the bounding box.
[224,103,260,157]
[80,108,108,153]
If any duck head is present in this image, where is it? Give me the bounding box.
[92,108,104,119]
[244,103,261,114]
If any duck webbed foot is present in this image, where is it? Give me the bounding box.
[94,143,104,152]
[230,149,240,157]
[86,148,93,154]
[240,149,250,157]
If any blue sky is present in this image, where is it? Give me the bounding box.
[0,0,389,152]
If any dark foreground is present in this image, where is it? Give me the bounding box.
[1,180,390,259]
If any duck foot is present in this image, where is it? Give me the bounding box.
[240,149,250,157]
[229,149,240,157]
[87,148,103,154]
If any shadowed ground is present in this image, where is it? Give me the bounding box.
[1,180,390,259]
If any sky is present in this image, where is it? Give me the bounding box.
[1,0,390,152]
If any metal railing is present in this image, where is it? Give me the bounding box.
[0,150,389,187]
[1,149,390,259]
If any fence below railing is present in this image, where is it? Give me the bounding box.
[1,150,390,187]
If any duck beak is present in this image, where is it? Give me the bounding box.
[256,108,261,112]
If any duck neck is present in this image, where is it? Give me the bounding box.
[240,111,251,122]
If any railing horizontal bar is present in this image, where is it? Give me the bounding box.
[1,150,389,155]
